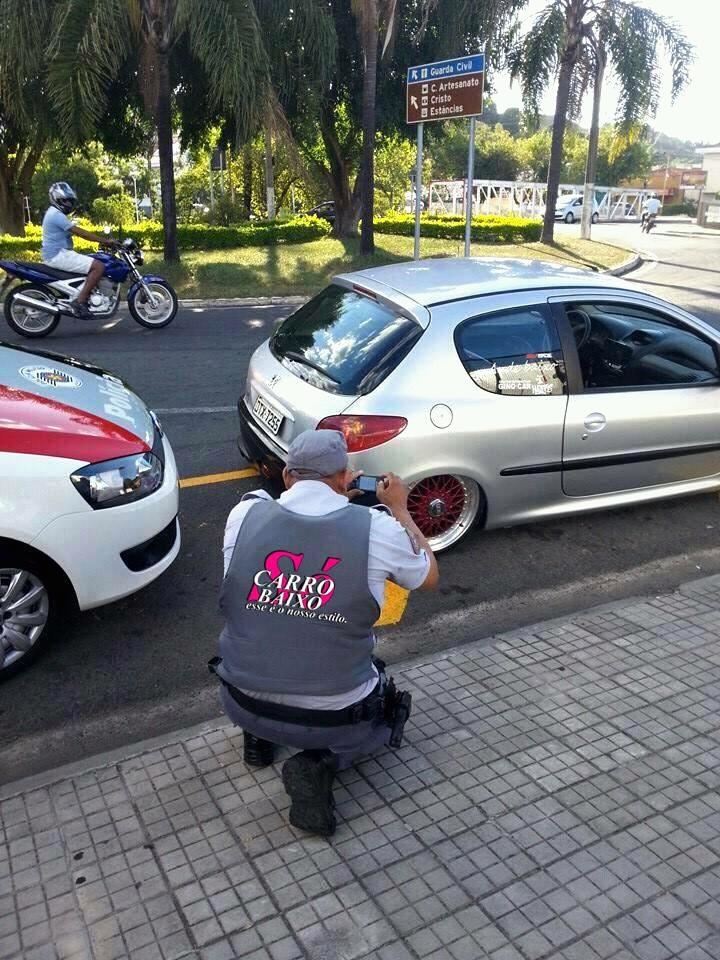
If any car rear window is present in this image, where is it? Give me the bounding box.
[270,284,423,395]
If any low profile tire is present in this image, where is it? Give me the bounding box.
[4,284,60,338]
[564,212,575,224]
[128,280,178,329]
[407,474,484,553]
[591,212,599,224]
[0,548,63,680]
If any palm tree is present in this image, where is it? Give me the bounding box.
[579,2,691,238]
[0,0,56,235]
[510,0,691,244]
[353,0,399,255]
[49,0,267,261]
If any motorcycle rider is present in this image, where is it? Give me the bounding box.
[641,192,661,230]
[41,182,120,320]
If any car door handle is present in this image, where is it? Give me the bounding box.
[583,413,607,432]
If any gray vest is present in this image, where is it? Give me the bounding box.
[218,497,379,695]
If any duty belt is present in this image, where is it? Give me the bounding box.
[208,656,384,727]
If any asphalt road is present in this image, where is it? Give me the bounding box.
[2,219,720,785]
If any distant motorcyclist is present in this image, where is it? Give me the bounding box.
[41,182,119,319]
[641,193,661,230]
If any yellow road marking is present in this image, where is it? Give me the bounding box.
[179,467,259,489]
[375,582,410,627]
[180,468,410,626]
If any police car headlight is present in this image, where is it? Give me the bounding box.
[71,453,164,509]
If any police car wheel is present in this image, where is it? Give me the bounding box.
[5,284,60,338]
[591,212,599,224]
[564,212,575,224]
[0,550,59,680]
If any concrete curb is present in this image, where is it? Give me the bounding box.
[605,252,642,276]
[3,568,717,802]
[179,295,307,308]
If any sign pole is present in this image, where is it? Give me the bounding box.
[414,122,424,261]
[464,116,477,257]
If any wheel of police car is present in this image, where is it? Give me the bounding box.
[0,547,61,680]
[407,474,484,552]
[127,280,178,328]
[4,284,60,338]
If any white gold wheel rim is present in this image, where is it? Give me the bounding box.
[11,290,56,333]
[0,568,50,671]
[134,283,174,324]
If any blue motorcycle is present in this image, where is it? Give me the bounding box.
[0,238,178,338]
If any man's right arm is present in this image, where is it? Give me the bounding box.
[376,472,439,590]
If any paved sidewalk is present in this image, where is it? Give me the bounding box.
[3,576,720,960]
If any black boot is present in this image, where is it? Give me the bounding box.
[243,731,275,768]
[282,750,338,837]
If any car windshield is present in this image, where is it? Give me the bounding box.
[270,284,423,396]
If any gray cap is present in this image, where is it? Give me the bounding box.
[286,429,348,479]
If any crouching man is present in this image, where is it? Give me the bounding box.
[210,429,438,837]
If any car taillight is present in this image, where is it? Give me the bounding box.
[316,415,408,452]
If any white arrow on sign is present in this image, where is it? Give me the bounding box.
[411,96,418,109]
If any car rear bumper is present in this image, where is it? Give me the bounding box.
[237,398,286,479]
[30,435,181,609]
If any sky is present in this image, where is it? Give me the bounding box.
[490,0,719,145]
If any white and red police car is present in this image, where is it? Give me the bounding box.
[0,343,180,677]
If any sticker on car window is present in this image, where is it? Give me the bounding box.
[471,359,564,396]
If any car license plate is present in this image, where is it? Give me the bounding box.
[253,394,283,435]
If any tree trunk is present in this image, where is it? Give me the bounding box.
[0,141,44,235]
[542,0,585,244]
[581,52,606,240]
[155,50,179,262]
[359,2,379,255]
[320,120,359,238]
[0,182,25,235]
[264,129,276,220]
[243,145,253,218]
[542,57,575,243]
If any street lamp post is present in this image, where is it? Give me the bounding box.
[129,169,140,223]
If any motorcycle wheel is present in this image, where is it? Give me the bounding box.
[4,284,60,338]
[128,280,178,329]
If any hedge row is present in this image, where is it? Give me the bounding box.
[374,212,542,243]
[0,214,332,258]
[661,202,696,216]
[0,211,541,261]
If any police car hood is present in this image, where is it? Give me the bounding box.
[0,343,155,463]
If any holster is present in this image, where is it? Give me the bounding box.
[382,675,413,749]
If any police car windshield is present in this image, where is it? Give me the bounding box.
[271,284,422,396]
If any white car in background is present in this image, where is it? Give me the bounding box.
[555,194,600,224]
[0,344,180,677]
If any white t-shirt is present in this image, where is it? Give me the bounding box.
[222,481,431,709]
[644,198,661,216]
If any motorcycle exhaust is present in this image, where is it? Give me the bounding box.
[13,293,62,316]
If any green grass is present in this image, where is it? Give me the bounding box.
[143,234,631,300]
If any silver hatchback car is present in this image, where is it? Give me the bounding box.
[238,258,720,551]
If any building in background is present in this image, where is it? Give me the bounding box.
[625,164,706,201]
[696,145,720,194]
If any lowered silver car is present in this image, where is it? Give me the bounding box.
[238,258,720,551]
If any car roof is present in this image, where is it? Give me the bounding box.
[336,257,630,308]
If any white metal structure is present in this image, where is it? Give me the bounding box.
[428,179,655,220]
